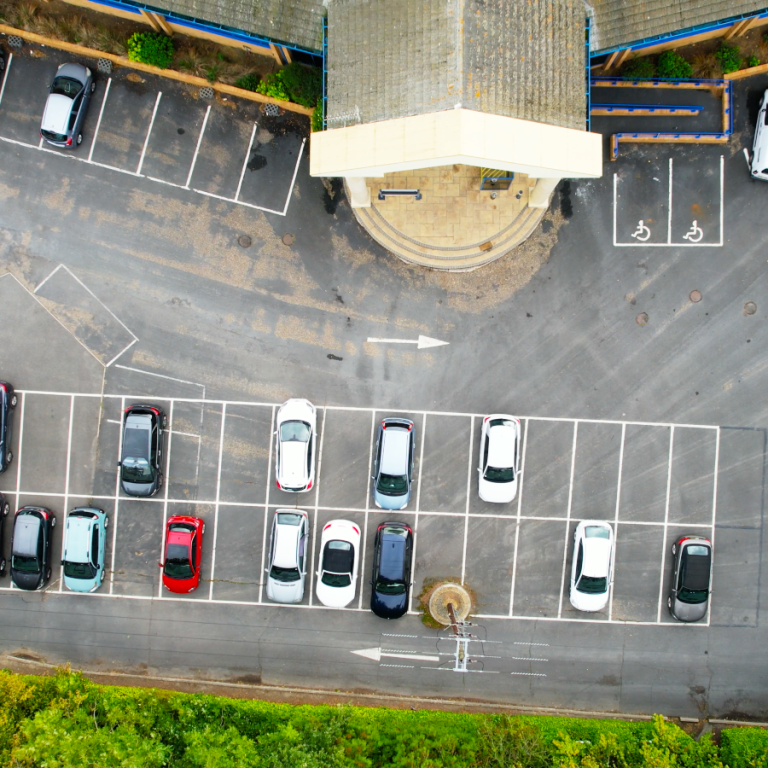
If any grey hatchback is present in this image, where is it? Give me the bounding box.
[668,535,712,622]
[40,63,95,148]
[118,404,167,497]
[10,506,55,590]
[372,418,415,510]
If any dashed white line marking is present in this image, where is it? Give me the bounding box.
[514,641,550,646]
[510,656,549,662]
[510,672,547,677]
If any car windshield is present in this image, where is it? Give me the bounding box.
[375,578,406,595]
[321,540,353,587]
[280,421,311,442]
[11,555,40,574]
[277,513,303,526]
[483,465,515,483]
[678,587,708,604]
[270,565,301,582]
[322,571,352,587]
[51,76,81,97]
[377,473,408,495]
[164,544,193,580]
[576,574,607,594]
[121,457,154,482]
[64,561,96,580]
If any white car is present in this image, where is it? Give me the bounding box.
[751,89,768,181]
[265,509,309,604]
[478,415,521,503]
[275,399,316,492]
[569,521,614,612]
[315,519,360,608]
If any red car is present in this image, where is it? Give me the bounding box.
[159,515,204,593]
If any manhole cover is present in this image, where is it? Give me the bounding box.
[690,290,702,303]
[264,102,280,116]
[237,235,252,248]
[282,233,295,246]
[199,86,214,100]
[7,35,23,49]
[745,301,757,315]
[97,58,113,74]
[636,312,649,326]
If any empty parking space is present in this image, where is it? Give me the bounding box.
[709,525,760,627]
[463,516,515,615]
[668,427,717,526]
[618,425,671,523]
[67,395,103,497]
[92,398,124,498]
[18,393,70,495]
[111,499,163,597]
[571,422,622,522]
[0,53,56,145]
[411,514,465,606]
[611,523,665,622]
[419,414,471,513]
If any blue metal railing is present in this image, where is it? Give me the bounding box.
[322,16,328,130]
[585,17,591,131]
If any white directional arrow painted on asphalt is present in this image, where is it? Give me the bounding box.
[352,647,440,663]
[366,335,449,350]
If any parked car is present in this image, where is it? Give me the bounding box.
[751,89,768,181]
[0,380,17,474]
[159,515,204,593]
[316,519,360,608]
[40,62,95,148]
[274,399,316,492]
[265,509,309,603]
[118,404,167,497]
[370,521,412,619]
[668,535,712,622]
[372,418,415,510]
[569,521,614,612]
[10,506,55,590]
[61,507,108,592]
[0,492,10,577]
[478,414,521,503]
[0,47,5,72]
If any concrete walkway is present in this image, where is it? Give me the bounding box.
[349,165,546,270]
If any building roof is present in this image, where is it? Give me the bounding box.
[589,0,768,53]
[327,0,587,132]
[156,0,325,51]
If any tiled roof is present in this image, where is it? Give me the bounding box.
[327,0,587,132]
[590,0,768,52]
[156,0,325,51]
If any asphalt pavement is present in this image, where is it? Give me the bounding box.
[0,41,767,719]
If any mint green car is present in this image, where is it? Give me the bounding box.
[61,508,108,592]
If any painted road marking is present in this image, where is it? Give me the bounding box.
[353,647,440,663]
[367,335,449,349]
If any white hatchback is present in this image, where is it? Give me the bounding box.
[265,509,309,604]
[274,399,316,492]
[315,519,360,608]
[751,89,768,181]
[478,415,521,503]
[569,521,614,612]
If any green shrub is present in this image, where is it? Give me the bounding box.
[747,55,761,68]
[715,43,742,74]
[235,73,261,92]
[236,63,322,107]
[126,31,174,69]
[657,49,693,79]
[311,95,324,132]
[720,727,768,768]
[255,71,291,103]
[622,56,656,80]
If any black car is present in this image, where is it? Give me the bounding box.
[370,521,413,619]
[668,535,712,622]
[0,493,9,577]
[118,404,167,497]
[10,506,55,590]
[0,380,17,474]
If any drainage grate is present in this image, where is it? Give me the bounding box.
[745,301,757,315]
[7,35,23,49]
[97,58,113,74]
[238,235,252,248]
[264,103,280,116]
[199,86,214,100]
[636,312,649,326]
[282,233,295,246]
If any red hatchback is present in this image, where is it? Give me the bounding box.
[159,516,204,593]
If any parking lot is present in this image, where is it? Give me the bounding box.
[0,388,727,627]
[0,47,305,216]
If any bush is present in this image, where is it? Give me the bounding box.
[747,55,761,68]
[311,95,323,132]
[236,63,322,107]
[720,727,768,768]
[621,56,656,80]
[657,49,693,79]
[126,31,174,69]
[235,73,261,92]
[715,43,742,74]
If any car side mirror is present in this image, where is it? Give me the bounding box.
[116,461,121,467]
[60,560,64,566]
[158,562,163,568]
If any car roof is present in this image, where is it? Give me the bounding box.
[41,94,73,134]
[13,513,41,556]
[379,537,406,580]
[381,428,409,475]
[582,536,611,577]
[65,515,92,563]
[274,521,301,568]
[487,422,516,467]
[681,544,711,590]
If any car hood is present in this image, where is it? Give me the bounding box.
[42,93,73,134]
[11,569,41,590]
[672,597,708,622]
[122,479,154,497]
[163,573,198,593]
[374,490,409,510]
[316,581,355,608]
[371,589,408,619]
[64,575,99,593]
[266,577,304,604]
[478,476,517,503]
[279,442,308,486]
[570,587,608,613]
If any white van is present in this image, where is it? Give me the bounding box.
[751,89,768,181]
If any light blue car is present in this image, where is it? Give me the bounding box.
[61,507,108,592]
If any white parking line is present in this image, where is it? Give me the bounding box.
[307,407,327,607]
[8,391,25,592]
[88,78,111,163]
[357,410,377,610]
[257,405,276,605]
[656,426,675,623]
[0,52,12,109]
[208,403,227,600]
[460,417,475,585]
[282,138,306,216]
[136,91,162,176]
[57,395,76,593]
[157,400,174,599]
[707,427,721,627]
[408,413,427,614]
[508,418,529,616]
[235,121,257,202]
[557,422,579,618]
[607,423,626,621]
[109,397,125,594]
[185,104,210,189]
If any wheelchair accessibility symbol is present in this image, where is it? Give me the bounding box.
[631,220,651,242]
[682,220,703,243]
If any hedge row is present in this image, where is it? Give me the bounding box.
[0,669,765,766]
